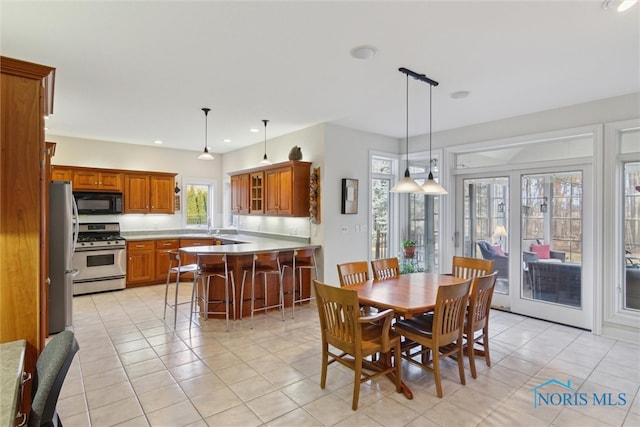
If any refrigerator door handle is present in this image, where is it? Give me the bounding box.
[71,195,79,254]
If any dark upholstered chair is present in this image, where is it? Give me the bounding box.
[29,330,79,427]
[626,266,640,310]
[528,261,581,307]
[477,241,538,280]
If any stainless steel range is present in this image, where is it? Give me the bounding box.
[72,222,126,295]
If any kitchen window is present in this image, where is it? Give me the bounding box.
[183,179,214,229]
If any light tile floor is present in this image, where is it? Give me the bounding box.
[57,284,640,427]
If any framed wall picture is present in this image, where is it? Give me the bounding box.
[341,178,358,214]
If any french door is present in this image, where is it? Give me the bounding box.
[455,165,593,329]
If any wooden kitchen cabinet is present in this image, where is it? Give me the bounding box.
[229,161,310,217]
[264,161,310,216]
[124,173,176,214]
[265,167,292,215]
[230,174,250,214]
[250,171,264,214]
[155,239,179,281]
[126,240,155,285]
[1,56,56,415]
[72,168,122,192]
[51,165,72,182]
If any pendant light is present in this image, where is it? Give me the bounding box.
[390,72,424,193]
[198,107,214,160]
[421,84,448,195]
[259,119,271,165]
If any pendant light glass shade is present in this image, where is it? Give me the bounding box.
[259,119,271,165]
[421,85,447,194]
[390,73,424,194]
[198,107,214,160]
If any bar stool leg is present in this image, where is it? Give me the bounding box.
[250,264,256,329]
[173,270,181,328]
[189,276,198,329]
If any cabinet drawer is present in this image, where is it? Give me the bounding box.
[180,239,214,247]
[127,240,155,251]
[155,239,179,250]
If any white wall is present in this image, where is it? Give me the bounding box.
[321,124,399,285]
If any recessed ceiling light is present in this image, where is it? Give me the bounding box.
[153,140,163,144]
[223,139,231,143]
[350,45,377,60]
[602,0,638,11]
[451,90,470,99]
[250,128,259,133]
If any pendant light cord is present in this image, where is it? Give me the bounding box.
[429,84,433,176]
[405,73,409,175]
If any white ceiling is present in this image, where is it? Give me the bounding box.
[2,1,639,154]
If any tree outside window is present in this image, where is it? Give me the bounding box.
[185,183,212,228]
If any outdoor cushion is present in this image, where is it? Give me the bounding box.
[530,244,550,259]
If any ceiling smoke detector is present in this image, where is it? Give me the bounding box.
[350,45,377,60]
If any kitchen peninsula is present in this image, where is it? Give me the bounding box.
[123,231,319,319]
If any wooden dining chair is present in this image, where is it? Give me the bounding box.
[451,256,494,279]
[313,280,401,410]
[371,257,400,280]
[393,278,472,398]
[337,261,369,287]
[465,272,498,378]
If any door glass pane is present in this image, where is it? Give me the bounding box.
[372,178,390,260]
[409,158,442,273]
[462,177,509,294]
[624,161,640,311]
[522,172,582,307]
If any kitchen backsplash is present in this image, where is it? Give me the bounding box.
[79,213,310,238]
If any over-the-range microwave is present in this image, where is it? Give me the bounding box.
[74,192,123,215]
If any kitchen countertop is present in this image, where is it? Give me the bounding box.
[0,339,26,427]
[122,232,318,255]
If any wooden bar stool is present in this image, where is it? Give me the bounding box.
[280,247,317,318]
[163,251,198,328]
[240,251,283,328]
[190,253,236,332]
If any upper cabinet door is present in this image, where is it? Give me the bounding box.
[124,174,150,213]
[150,175,174,214]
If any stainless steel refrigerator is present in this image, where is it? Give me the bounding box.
[49,181,78,334]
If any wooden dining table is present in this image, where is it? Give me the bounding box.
[342,272,469,399]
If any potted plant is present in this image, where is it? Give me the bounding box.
[402,239,416,259]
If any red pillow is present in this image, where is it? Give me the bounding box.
[531,244,550,259]
[493,245,505,256]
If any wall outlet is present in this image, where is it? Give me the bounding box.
[341,225,348,233]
